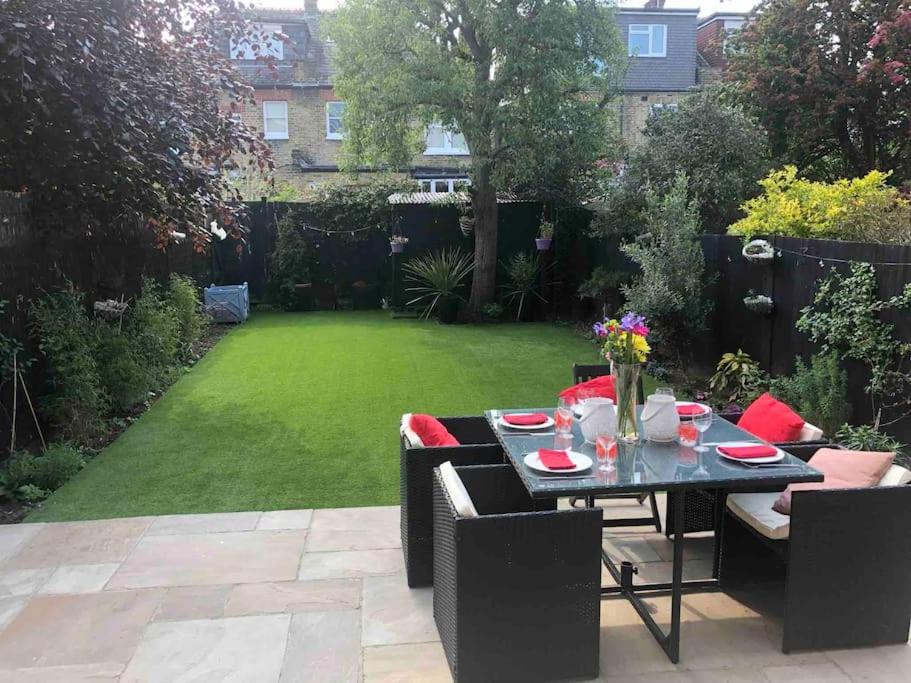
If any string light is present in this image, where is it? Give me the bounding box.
[773,246,911,267]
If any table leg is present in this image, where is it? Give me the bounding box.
[667,489,685,663]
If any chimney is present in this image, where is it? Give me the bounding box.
[304,0,318,12]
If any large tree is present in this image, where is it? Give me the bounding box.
[327,0,625,311]
[728,0,911,182]
[0,0,275,249]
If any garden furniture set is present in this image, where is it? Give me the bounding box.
[398,380,911,682]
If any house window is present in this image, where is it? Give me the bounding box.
[231,23,284,61]
[424,123,469,155]
[262,101,288,140]
[417,178,471,193]
[649,102,678,118]
[326,101,345,140]
[628,24,666,57]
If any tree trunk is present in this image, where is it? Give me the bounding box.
[468,165,498,314]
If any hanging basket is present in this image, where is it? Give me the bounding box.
[742,239,775,264]
[390,241,404,254]
[743,294,774,315]
[459,216,474,237]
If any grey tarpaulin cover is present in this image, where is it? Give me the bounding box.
[203,283,249,323]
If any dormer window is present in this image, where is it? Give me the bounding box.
[231,23,284,61]
[628,24,666,58]
[424,123,469,156]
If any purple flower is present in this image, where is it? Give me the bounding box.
[592,322,607,338]
[620,312,645,332]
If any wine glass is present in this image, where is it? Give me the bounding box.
[555,396,575,437]
[692,406,713,452]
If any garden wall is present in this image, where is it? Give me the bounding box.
[701,234,911,444]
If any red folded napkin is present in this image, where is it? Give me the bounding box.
[538,448,575,470]
[677,404,708,416]
[718,445,778,460]
[503,413,548,426]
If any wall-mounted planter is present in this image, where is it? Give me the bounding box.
[743,294,774,315]
[390,241,405,254]
[742,239,775,264]
[459,216,474,237]
[535,237,552,251]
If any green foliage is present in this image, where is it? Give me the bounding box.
[3,444,85,499]
[480,302,504,321]
[96,327,153,412]
[267,213,314,311]
[501,253,547,321]
[729,166,911,243]
[167,275,204,356]
[0,298,31,381]
[403,248,475,320]
[770,353,850,436]
[307,178,418,239]
[127,279,181,388]
[578,266,630,303]
[621,173,712,350]
[709,349,768,406]
[29,284,108,440]
[836,424,906,463]
[728,0,909,182]
[591,88,771,236]
[797,263,911,428]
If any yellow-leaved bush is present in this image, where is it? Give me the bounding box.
[728,166,911,244]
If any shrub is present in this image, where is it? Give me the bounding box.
[709,349,768,407]
[770,352,850,436]
[96,325,153,412]
[126,278,181,388]
[4,444,85,493]
[29,284,107,440]
[167,274,204,355]
[621,173,712,353]
[267,214,314,311]
[403,248,474,321]
[501,252,546,321]
[835,424,906,466]
[729,166,911,243]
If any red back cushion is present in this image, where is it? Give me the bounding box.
[737,393,805,443]
[410,414,459,447]
[773,448,895,514]
[559,375,616,403]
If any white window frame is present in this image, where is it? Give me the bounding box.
[417,178,471,193]
[423,123,469,156]
[325,101,345,140]
[231,23,284,61]
[649,102,678,118]
[262,101,289,140]
[628,24,667,58]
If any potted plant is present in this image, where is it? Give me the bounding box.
[535,217,554,251]
[742,239,775,264]
[402,247,474,324]
[743,290,774,315]
[389,235,409,254]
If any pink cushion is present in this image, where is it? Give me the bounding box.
[560,375,616,403]
[772,448,895,515]
[409,414,459,447]
[737,393,805,443]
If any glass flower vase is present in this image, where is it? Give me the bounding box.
[612,362,640,443]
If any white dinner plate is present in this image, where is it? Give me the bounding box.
[524,450,593,474]
[498,415,555,431]
[675,401,712,418]
[716,441,785,464]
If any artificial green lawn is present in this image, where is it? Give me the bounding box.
[31,311,605,521]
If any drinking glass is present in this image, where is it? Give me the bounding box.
[656,387,675,396]
[677,422,698,448]
[692,407,713,452]
[595,433,617,472]
[555,396,575,437]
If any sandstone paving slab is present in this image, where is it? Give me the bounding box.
[824,643,911,682]
[7,518,150,569]
[362,574,437,647]
[39,563,120,595]
[224,578,360,616]
[0,597,26,631]
[0,661,123,682]
[307,506,400,552]
[297,548,404,581]
[762,661,852,682]
[0,589,163,668]
[146,512,262,536]
[363,642,452,683]
[279,610,361,683]
[0,525,44,570]
[120,614,290,683]
[0,568,54,597]
[108,530,308,589]
[153,585,231,622]
[257,509,313,531]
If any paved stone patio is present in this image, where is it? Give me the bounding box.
[0,499,907,681]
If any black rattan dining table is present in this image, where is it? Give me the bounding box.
[485,407,823,664]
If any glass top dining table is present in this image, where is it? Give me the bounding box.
[484,407,823,499]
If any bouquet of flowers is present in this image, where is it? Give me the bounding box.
[593,312,651,364]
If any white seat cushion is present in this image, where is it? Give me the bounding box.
[400,413,423,448]
[798,422,824,442]
[878,464,911,487]
[439,461,478,518]
[726,492,790,540]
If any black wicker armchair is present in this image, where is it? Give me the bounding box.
[400,416,504,587]
[570,363,661,531]
[433,464,603,683]
[719,469,911,652]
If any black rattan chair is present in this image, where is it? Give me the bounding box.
[570,363,661,532]
[433,464,602,682]
[718,460,911,652]
[400,416,504,587]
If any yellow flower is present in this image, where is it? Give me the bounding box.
[631,334,650,362]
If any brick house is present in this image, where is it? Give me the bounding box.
[228,1,711,195]
[696,10,750,69]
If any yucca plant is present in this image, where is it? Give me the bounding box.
[403,248,474,323]
[501,252,547,321]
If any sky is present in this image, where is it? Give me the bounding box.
[247,0,758,20]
